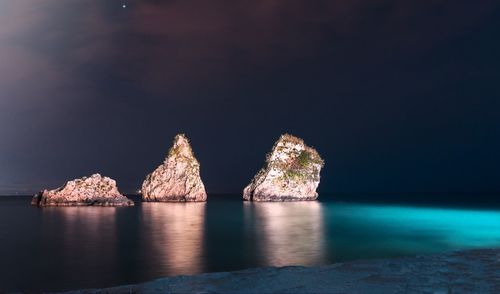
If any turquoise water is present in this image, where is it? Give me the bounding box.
[323,203,500,260]
[0,196,500,292]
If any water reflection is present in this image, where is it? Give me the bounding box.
[55,207,117,242]
[40,207,118,287]
[244,201,325,266]
[141,203,206,276]
[5,197,500,292]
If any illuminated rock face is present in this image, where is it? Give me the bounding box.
[142,134,207,202]
[243,134,324,201]
[31,174,134,207]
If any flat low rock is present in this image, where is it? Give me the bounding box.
[244,134,324,201]
[141,134,207,202]
[31,174,134,207]
[67,249,500,293]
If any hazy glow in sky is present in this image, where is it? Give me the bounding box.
[0,0,499,196]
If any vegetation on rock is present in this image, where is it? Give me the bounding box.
[244,134,324,201]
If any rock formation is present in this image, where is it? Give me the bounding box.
[142,134,207,202]
[31,174,134,207]
[243,134,324,201]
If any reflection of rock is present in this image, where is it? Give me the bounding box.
[142,134,207,202]
[141,203,206,276]
[57,207,118,255]
[41,207,118,287]
[245,202,325,266]
[31,174,134,207]
[243,134,324,201]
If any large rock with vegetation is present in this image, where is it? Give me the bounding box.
[142,134,207,202]
[243,134,324,201]
[31,174,134,207]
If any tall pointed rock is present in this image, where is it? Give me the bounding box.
[243,134,324,201]
[142,134,207,202]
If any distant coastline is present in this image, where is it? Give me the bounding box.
[66,248,500,294]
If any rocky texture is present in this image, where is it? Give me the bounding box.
[31,174,134,207]
[142,134,207,202]
[243,134,324,201]
[69,249,500,294]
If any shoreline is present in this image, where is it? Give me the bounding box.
[67,248,500,293]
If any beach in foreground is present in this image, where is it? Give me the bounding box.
[69,249,500,294]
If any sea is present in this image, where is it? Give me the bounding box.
[1,194,500,292]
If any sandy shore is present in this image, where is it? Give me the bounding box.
[68,249,500,294]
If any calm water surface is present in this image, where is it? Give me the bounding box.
[1,195,500,292]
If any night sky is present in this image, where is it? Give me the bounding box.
[1,1,499,200]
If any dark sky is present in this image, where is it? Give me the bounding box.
[1,0,499,198]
